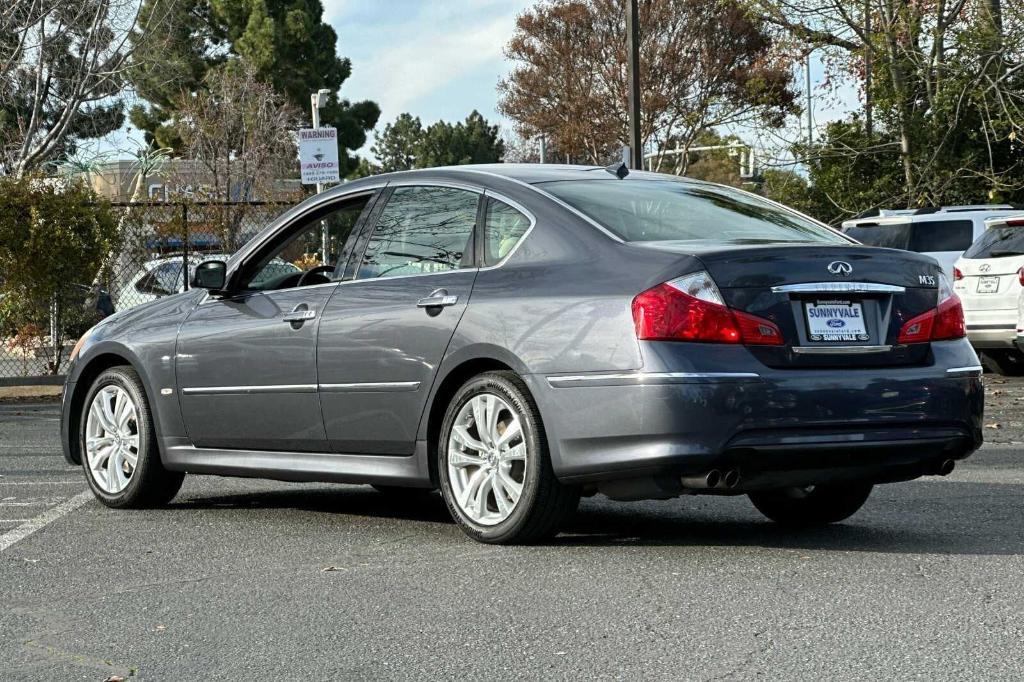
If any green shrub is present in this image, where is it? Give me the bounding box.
[0,175,118,373]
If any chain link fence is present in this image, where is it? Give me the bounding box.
[0,200,296,381]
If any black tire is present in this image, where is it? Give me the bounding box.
[438,371,580,544]
[80,366,185,508]
[749,483,873,526]
[982,350,1024,376]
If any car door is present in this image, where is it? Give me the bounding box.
[317,184,481,455]
[176,193,376,452]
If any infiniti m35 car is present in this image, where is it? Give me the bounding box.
[61,165,983,543]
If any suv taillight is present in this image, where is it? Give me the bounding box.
[632,272,783,345]
[1018,266,1024,287]
[897,276,966,343]
[953,266,963,281]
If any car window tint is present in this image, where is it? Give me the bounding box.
[909,220,973,252]
[963,226,1024,258]
[484,200,531,266]
[243,196,369,289]
[842,223,911,250]
[543,180,847,246]
[357,186,478,279]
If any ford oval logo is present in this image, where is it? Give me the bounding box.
[827,261,853,276]
[827,319,846,328]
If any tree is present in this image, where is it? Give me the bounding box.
[0,0,171,176]
[370,111,506,172]
[498,0,797,167]
[749,0,1024,207]
[171,61,299,247]
[129,0,379,175]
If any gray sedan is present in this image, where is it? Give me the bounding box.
[60,165,983,543]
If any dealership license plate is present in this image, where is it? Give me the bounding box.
[977,276,999,293]
[805,300,869,342]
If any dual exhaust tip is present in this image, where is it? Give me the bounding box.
[681,469,740,490]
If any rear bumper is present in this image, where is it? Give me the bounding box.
[966,324,1016,348]
[528,339,983,489]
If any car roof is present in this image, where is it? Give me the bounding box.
[371,163,705,186]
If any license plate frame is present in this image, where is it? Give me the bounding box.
[977,276,999,294]
[804,299,869,343]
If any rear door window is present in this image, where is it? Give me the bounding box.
[842,223,911,249]
[357,186,479,279]
[963,226,1024,258]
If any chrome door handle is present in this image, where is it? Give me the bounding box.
[417,293,458,308]
[282,309,316,322]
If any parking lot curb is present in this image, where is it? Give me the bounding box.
[0,385,63,401]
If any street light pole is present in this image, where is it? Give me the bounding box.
[625,0,642,170]
[310,88,331,261]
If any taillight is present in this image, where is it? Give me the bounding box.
[953,266,963,281]
[632,271,783,345]
[1018,266,1024,287]
[897,275,965,343]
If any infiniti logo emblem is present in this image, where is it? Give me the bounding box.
[827,261,853,276]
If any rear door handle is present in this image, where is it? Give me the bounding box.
[417,291,459,308]
[282,309,316,323]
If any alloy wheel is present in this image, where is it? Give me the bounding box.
[85,386,140,494]
[447,393,527,526]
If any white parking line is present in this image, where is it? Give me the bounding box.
[0,490,92,553]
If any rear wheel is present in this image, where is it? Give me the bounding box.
[749,483,872,526]
[80,366,184,508]
[982,350,1024,376]
[438,371,579,544]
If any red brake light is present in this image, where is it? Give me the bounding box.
[953,266,963,281]
[897,281,965,343]
[632,274,783,346]
[1018,266,1024,287]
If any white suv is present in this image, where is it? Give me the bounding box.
[954,214,1024,375]
[841,205,1023,281]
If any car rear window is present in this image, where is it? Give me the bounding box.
[963,226,1024,259]
[844,220,973,252]
[541,180,847,246]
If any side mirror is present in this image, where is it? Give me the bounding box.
[192,260,228,291]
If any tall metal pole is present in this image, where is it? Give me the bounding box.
[805,52,814,145]
[625,0,643,170]
[539,134,547,164]
[311,93,327,261]
[864,0,873,137]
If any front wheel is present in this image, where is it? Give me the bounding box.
[438,371,579,544]
[80,366,184,508]
[749,483,872,526]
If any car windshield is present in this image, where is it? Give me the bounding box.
[963,226,1024,259]
[844,219,974,252]
[541,179,847,246]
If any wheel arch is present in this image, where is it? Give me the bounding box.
[421,353,529,485]
[65,349,156,465]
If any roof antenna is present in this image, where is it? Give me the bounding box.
[605,161,629,179]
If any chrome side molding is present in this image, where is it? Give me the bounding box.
[181,384,318,395]
[547,372,761,388]
[771,282,906,294]
[319,382,421,393]
[945,365,983,377]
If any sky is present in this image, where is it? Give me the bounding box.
[102,0,858,164]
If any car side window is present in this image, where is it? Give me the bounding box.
[357,186,479,279]
[483,200,531,266]
[242,195,371,290]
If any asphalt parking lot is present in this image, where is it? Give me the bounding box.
[1,382,1022,681]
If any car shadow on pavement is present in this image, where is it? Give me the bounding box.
[171,485,455,525]
[170,479,1024,556]
[556,480,1024,556]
